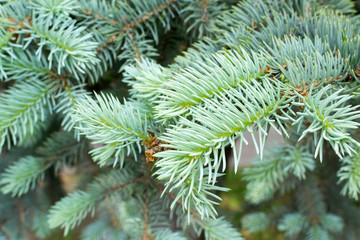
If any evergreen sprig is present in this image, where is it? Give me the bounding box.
[0,156,49,197]
[1,0,360,238]
[25,16,98,76]
[48,169,140,235]
[198,217,243,240]
[155,49,267,118]
[73,93,152,166]
[337,151,360,200]
[0,80,52,150]
[243,145,315,204]
[294,86,360,161]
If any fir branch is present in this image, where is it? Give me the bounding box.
[155,77,294,217]
[170,36,221,71]
[305,226,330,240]
[283,145,315,180]
[157,78,292,184]
[297,183,326,226]
[48,169,141,235]
[0,131,86,197]
[24,16,99,76]
[1,50,51,82]
[197,217,243,240]
[320,214,344,234]
[337,151,360,200]
[242,212,269,233]
[181,0,226,39]
[156,165,228,219]
[73,93,152,166]
[155,49,267,118]
[294,85,360,161]
[121,0,177,33]
[253,9,300,47]
[264,35,347,88]
[278,50,346,88]
[87,31,116,83]
[35,131,88,171]
[80,220,126,240]
[303,10,354,52]
[0,0,31,23]
[30,0,80,18]
[48,190,98,235]
[264,36,331,69]
[118,32,158,71]
[54,84,89,132]
[0,49,73,87]
[215,0,290,37]
[123,57,172,101]
[82,8,119,25]
[32,213,52,239]
[0,80,52,150]
[243,145,315,203]
[0,156,49,197]
[0,28,13,78]
[278,213,308,237]
[341,36,360,80]
[1,0,360,238]
[100,0,178,47]
[153,229,187,240]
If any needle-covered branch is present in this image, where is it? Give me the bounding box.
[73,93,153,166]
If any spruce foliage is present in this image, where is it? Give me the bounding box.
[1,0,360,239]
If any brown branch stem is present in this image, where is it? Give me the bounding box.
[98,0,177,50]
